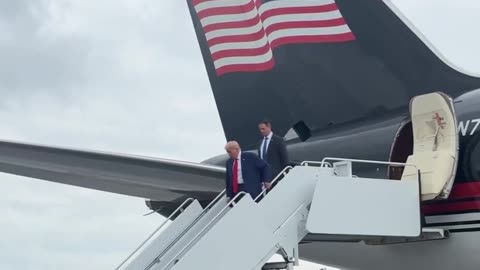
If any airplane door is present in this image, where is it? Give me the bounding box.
[401,92,459,201]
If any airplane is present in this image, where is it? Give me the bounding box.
[1,0,480,269]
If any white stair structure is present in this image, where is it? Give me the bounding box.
[116,158,447,270]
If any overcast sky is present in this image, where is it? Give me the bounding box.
[0,0,480,269]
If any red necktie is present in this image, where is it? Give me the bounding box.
[232,159,238,193]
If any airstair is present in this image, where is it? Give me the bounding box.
[115,158,447,270]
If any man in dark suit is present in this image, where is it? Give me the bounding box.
[224,141,271,201]
[258,120,289,179]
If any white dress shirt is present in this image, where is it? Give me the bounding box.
[235,151,244,184]
[260,132,273,159]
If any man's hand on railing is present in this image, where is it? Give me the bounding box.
[263,182,272,190]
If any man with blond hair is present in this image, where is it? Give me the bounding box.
[224,141,271,201]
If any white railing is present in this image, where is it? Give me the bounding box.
[143,189,227,270]
[115,198,195,270]
[254,166,293,202]
[159,191,248,270]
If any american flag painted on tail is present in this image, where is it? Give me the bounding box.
[192,0,355,76]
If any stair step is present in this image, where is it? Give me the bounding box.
[262,262,289,270]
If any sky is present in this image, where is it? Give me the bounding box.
[0,0,480,269]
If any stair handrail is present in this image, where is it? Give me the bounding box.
[319,157,418,171]
[144,189,226,270]
[161,192,247,270]
[115,197,195,270]
[301,160,332,167]
[254,165,293,202]
[304,158,420,182]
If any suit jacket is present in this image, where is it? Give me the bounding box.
[258,134,289,178]
[225,152,271,199]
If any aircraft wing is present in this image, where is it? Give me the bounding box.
[0,140,226,212]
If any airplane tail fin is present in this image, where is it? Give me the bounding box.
[186,0,480,148]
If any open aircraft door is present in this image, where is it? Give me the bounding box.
[401,92,459,201]
[305,92,458,240]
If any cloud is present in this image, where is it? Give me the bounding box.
[0,0,91,95]
[0,1,225,269]
[0,173,165,270]
[390,0,480,74]
[0,0,225,162]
